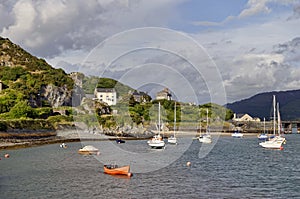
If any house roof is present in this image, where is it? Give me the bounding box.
[133,91,147,96]
[156,88,172,96]
[95,88,116,93]
[236,113,250,118]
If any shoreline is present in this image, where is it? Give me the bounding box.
[1,129,295,150]
[0,130,269,150]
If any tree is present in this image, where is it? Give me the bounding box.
[9,100,36,119]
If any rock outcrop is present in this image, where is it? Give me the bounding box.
[42,84,73,107]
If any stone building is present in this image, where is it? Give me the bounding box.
[156,88,172,100]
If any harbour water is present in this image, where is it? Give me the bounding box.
[1,134,300,198]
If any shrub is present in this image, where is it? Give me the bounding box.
[9,100,36,119]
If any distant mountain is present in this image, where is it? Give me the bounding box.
[226,90,300,121]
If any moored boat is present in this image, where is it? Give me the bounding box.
[103,164,132,177]
[199,108,212,143]
[258,118,268,140]
[199,134,212,143]
[167,136,177,144]
[259,96,286,149]
[60,143,67,148]
[168,102,178,145]
[231,130,243,138]
[259,136,286,149]
[78,145,99,155]
[148,134,165,148]
[148,102,165,149]
[258,133,268,140]
[116,139,125,144]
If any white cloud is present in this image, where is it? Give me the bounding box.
[1,0,184,58]
[2,0,37,43]
[238,0,271,18]
[191,10,300,102]
[1,0,299,103]
[191,15,235,27]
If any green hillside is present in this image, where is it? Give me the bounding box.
[0,37,73,94]
[0,37,74,120]
[82,76,133,97]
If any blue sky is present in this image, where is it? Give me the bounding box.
[178,0,247,26]
[1,0,300,104]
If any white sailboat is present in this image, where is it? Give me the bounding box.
[259,95,286,149]
[168,102,178,145]
[199,108,212,143]
[148,102,166,149]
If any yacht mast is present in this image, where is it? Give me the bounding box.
[273,95,276,135]
[158,102,161,136]
[174,102,176,136]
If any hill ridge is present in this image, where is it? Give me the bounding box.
[226,89,300,120]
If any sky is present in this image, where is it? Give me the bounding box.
[1,0,300,104]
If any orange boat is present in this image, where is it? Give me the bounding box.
[103,164,132,177]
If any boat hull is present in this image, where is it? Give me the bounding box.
[148,141,165,148]
[167,137,177,144]
[259,136,286,149]
[232,133,243,138]
[103,165,130,176]
[116,139,125,144]
[199,134,212,143]
[258,134,268,140]
[199,137,212,143]
[148,134,165,148]
[78,150,99,155]
[78,145,99,155]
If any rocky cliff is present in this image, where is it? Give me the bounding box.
[0,37,75,108]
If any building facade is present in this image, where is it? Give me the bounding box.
[94,88,117,106]
[156,88,172,100]
[233,113,261,122]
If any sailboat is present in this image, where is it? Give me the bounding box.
[199,108,212,143]
[193,108,203,140]
[231,129,244,138]
[148,102,166,149]
[259,95,286,149]
[258,117,268,140]
[168,102,178,144]
[193,113,201,140]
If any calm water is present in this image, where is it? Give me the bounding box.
[1,134,300,199]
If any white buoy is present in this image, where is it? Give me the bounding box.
[186,161,191,167]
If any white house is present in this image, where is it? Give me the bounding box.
[94,88,117,106]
